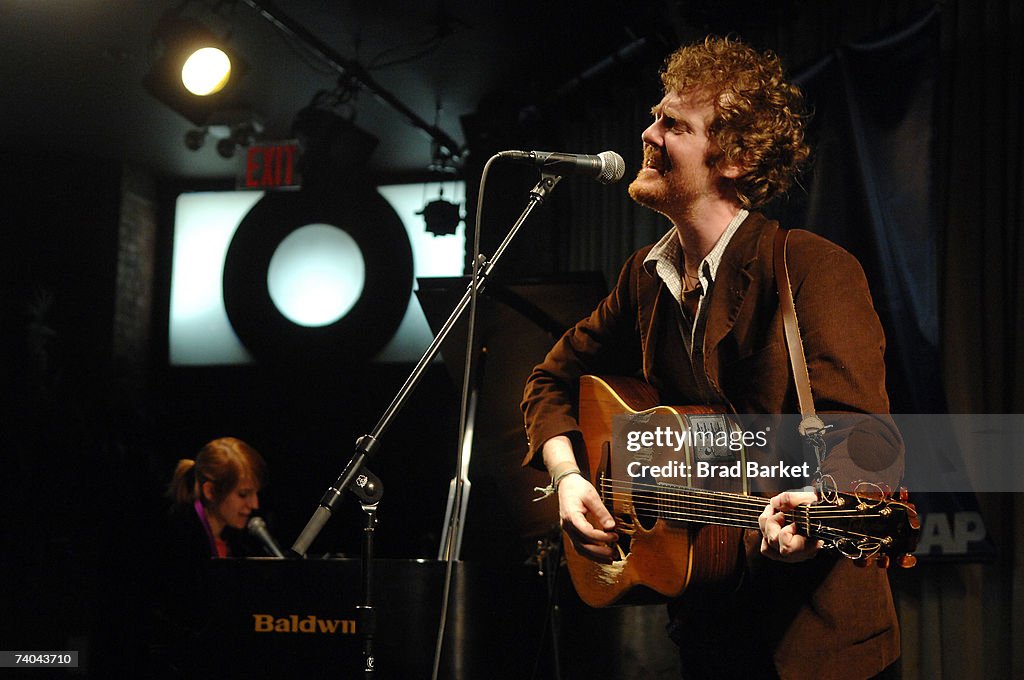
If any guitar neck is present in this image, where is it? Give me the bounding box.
[601,474,904,555]
[600,477,766,530]
[598,476,836,538]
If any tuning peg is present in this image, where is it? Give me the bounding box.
[899,487,909,502]
[897,553,917,568]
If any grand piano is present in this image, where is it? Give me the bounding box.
[147,556,678,680]
[145,275,677,678]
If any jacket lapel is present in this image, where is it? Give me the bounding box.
[701,214,774,384]
[636,263,664,384]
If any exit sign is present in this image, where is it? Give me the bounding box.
[238,141,301,190]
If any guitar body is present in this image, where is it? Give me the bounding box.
[567,375,746,607]
[564,375,922,607]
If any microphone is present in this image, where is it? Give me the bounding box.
[498,150,625,184]
[247,516,286,559]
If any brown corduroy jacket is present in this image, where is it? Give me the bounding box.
[521,212,904,679]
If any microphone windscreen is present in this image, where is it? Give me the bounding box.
[597,151,625,184]
[247,516,286,558]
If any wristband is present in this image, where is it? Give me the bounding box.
[532,464,582,502]
[552,467,582,491]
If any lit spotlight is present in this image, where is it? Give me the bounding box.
[143,9,248,125]
[181,47,232,96]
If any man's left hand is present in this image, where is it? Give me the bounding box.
[758,490,823,562]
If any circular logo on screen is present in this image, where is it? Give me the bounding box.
[223,184,412,366]
[267,223,366,327]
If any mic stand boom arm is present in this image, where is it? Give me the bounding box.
[289,171,563,557]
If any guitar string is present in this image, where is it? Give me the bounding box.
[597,480,895,544]
[602,477,776,506]
[597,490,889,544]
[603,472,902,505]
[596,489,887,525]
[600,477,895,518]
[598,482,891,529]
[601,478,790,515]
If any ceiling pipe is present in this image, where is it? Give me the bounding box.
[241,0,464,161]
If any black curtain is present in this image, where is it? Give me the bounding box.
[772,8,943,415]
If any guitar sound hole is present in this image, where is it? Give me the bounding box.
[614,514,633,555]
[632,472,659,531]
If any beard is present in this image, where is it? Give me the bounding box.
[628,165,702,218]
[627,143,708,220]
[628,171,668,210]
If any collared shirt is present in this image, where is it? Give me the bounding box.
[643,209,749,358]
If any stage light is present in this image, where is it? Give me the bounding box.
[216,137,238,159]
[291,102,379,185]
[184,127,206,151]
[417,198,462,236]
[143,9,249,126]
[183,115,263,155]
[181,47,232,96]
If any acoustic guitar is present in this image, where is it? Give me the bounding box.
[565,375,921,607]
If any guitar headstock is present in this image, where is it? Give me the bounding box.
[791,481,921,568]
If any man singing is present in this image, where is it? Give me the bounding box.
[522,36,903,679]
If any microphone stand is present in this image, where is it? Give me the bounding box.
[289,166,563,678]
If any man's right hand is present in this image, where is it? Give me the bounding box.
[556,471,619,563]
[542,434,619,563]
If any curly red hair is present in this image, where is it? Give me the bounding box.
[661,36,810,208]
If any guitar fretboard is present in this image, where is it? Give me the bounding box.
[598,477,891,548]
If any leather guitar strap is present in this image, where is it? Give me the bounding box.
[773,228,829,478]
